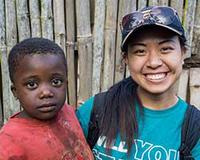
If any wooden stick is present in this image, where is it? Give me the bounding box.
[101,0,118,91]
[76,0,93,101]
[0,0,5,126]
[189,68,200,109]
[16,0,30,41]
[92,0,105,95]
[29,0,41,37]
[41,0,53,40]
[115,0,136,83]
[4,0,20,123]
[65,0,77,105]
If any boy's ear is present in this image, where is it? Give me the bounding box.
[11,84,18,100]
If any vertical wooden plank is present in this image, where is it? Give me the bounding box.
[0,0,5,126]
[148,0,168,6]
[158,0,168,6]
[29,0,41,37]
[189,68,200,109]
[138,0,147,10]
[183,0,196,58]
[4,0,20,122]
[16,0,30,41]
[114,0,136,83]
[176,69,189,101]
[53,0,66,52]
[192,0,200,57]
[53,0,68,103]
[92,0,105,95]
[5,0,17,47]
[170,0,184,21]
[41,0,53,40]
[101,0,118,91]
[148,0,159,6]
[65,0,76,105]
[76,0,93,101]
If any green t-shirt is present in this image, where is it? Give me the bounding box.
[76,97,200,160]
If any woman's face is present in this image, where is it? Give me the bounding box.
[125,27,185,96]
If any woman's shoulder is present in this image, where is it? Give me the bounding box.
[76,96,95,116]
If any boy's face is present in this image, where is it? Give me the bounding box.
[11,54,67,120]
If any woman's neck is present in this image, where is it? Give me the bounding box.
[137,87,178,110]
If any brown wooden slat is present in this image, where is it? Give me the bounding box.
[4,0,20,123]
[76,0,93,101]
[176,69,189,101]
[183,0,196,59]
[101,0,118,91]
[192,0,200,58]
[92,0,105,95]
[189,68,200,109]
[65,0,77,105]
[16,0,30,41]
[114,0,137,83]
[29,0,41,37]
[41,0,53,40]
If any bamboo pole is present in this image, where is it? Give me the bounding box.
[65,0,76,105]
[29,0,41,37]
[183,0,196,58]
[170,0,184,21]
[16,0,30,41]
[138,0,147,10]
[41,0,53,40]
[158,0,168,6]
[53,0,66,53]
[189,68,200,109]
[4,0,20,123]
[148,0,159,6]
[0,0,5,126]
[114,0,136,83]
[92,0,105,95]
[76,0,93,101]
[53,0,68,103]
[101,0,118,91]
[192,0,200,57]
[176,69,189,101]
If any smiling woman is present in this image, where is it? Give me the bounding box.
[76,6,200,160]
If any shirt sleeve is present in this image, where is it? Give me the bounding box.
[192,139,200,160]
[76,96,94,138]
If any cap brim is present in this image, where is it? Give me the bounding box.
[121,23,183,52]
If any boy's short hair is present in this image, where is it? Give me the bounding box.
[8,37,67,82]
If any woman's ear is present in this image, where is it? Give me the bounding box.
[11,84,18,100]
[123,53,128,65]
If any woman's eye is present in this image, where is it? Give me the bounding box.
[26,81,38,89]
[52,78,63,87]
[160,47,173,53]
[134,49,145,56]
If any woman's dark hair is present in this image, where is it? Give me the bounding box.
[99,76,139,154]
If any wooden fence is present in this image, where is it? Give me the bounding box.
[0,0,200,127]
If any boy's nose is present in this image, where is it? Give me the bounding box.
[39,86,54,99]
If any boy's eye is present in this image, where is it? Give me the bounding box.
[51,78,63,87]
[26,81,38,89]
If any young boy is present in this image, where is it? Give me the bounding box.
[0,38,94,160]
